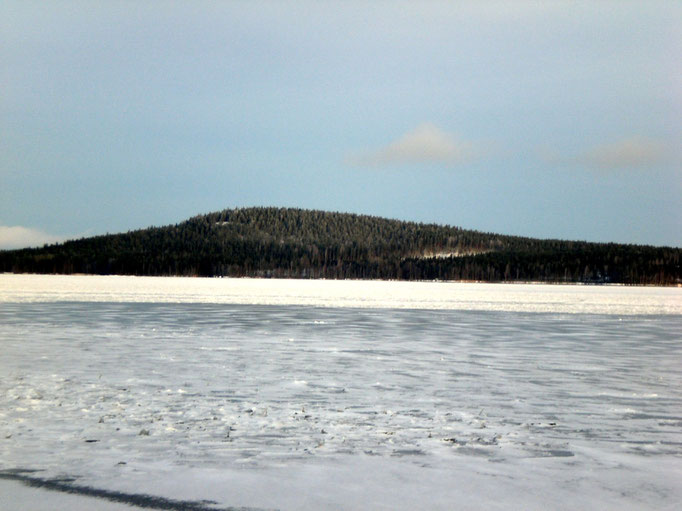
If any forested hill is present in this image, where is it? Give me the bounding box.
[1,207,680,285]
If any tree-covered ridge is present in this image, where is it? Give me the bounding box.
[1,207,679,285]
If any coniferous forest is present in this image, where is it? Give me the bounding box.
[1,207,679,285]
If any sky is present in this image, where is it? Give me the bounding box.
[1,0,680,249]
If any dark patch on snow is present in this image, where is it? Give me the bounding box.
[0,469,272,511]
[391,448,426,457]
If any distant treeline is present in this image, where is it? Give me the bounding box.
[1,207,680,285]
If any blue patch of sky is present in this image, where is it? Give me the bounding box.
[1,1,680,247]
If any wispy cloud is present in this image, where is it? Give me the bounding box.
[582,136,667,169]
[349,123,478,167]
[0,226,68,250]
[537,136,671,170]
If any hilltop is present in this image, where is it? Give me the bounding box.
[1,207,679,285]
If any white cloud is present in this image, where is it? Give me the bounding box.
[349,123,478,167]
[582,136,667,169]
[0,226,67,250]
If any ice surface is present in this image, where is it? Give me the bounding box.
[0,276,681,510]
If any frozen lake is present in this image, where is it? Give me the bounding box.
[1,275,681,510]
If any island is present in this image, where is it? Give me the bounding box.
[1,207,679,285]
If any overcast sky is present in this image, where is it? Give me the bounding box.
[1,0,680,249]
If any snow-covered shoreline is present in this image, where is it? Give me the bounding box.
[1,273,680,314]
